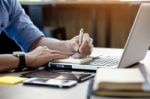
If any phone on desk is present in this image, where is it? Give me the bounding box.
[23,78,77,88]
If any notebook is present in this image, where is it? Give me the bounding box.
[87,68,150,99]
[92,68,150,97]
[93,68,145,91]
[48,3,150,71]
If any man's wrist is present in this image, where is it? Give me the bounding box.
[13,51,26,71]
[60,40,73,55]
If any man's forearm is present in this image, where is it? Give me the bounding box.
[29,37,72,55]
[0,54,19,72]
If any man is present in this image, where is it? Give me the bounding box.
[0,0,93,72]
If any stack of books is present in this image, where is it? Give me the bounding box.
[87,68,150,99]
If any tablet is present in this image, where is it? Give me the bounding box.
[23,78,77,88]
[21,69,95,82]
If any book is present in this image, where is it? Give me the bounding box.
[90,68,150,97]
[0,76,27,85]
[87,79,150,99]
[93,68,145,91]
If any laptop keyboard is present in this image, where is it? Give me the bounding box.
[89,55,120,67]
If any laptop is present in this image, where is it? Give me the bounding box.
[48,3,150,71]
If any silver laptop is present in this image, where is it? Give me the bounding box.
[48,3,150,71]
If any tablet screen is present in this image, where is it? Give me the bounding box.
[21,69,95,82]
[23,77,78,88]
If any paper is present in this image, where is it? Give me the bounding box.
[0,76,27,85]
[53,57,92,64]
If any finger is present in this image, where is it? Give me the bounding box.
[80,33,90,46]
[85,38,93,54]
[79,35,93,56]
[83,33,91,42]
[79,39,90,53]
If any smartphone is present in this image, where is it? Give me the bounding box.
[23,78,77,88]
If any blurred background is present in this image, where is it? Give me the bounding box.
[19,0,149,48]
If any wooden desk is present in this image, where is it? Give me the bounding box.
[0,48,150,99]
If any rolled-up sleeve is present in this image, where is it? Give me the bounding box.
[4,0,44,52]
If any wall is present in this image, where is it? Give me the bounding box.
[29,4,139,48]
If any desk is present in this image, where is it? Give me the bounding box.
[0,48,150,99]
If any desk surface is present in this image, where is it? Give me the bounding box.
[0,48,150,99]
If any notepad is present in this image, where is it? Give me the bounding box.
[0,76,27,85]
[53,57,93,64]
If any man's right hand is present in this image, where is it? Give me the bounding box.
[25,46,68,68]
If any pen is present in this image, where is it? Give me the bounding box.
[79,28,84,45]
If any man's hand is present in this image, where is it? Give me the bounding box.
[25,46,68,68]
[29,33,93,60]
[66,33,93,58]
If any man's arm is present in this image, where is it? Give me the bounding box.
[3,0,77,56]
[29,37,74,56]
[4,0,92,57]
[0,46,68,73]
[30,33,93,58]
[4,0,44,52]
[0,54,19,72]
